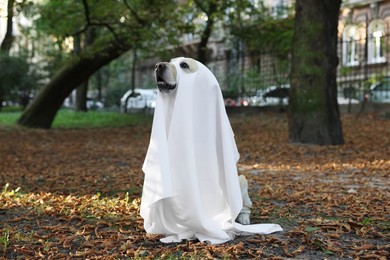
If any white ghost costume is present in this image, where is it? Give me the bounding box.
[140,57,282,244]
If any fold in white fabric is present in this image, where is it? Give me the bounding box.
[140,57,282,244]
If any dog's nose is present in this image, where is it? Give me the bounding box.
[155,63,166,71]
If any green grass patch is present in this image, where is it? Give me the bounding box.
[0,111,20,126]
[1,106,23,112]
[51,110,152,128]
[0,109,153,128]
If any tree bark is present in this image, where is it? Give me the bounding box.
[195,1,218,64]
[73,34,88,111]
[17,43,130,128]
[76,81,88,111]
[0,0,15,110]
[288,0,344,145]
[0,0,15,53]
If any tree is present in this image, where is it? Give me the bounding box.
[0,0,15,53]
[0,0,16,110]
[0,0,38,110]
[193,0,219,64]
[17,0,180,128]
[74,28,96,112]
[186,0,257,64]
[0,54,40,108]
[288,0,344,145]
[17,43,127,128]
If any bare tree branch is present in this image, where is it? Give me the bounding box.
[66,0,126,47]
[81,0,91,24]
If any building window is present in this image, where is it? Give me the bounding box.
[342,25,359,66]
[368,20,386,64]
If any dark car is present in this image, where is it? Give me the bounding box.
[368,78,390,103]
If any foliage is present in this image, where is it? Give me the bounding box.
[224,4,293,93]
[222,88,239,99]
[0,113,389,258]
[0,53,40,107]
[0,110,152,128]
[35,0,182,57]
[228,3,294,56]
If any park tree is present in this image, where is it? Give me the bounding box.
[17,0,255,128]
[288,0,344,145]
[0,0,16,110]
[0,0,38,110]
[17,0,181,128]
[229,3,294,94]
[0,53,40,108]
[192,0,221,64]
[0,0,15,53]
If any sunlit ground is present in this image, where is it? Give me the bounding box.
[0,112,389,258]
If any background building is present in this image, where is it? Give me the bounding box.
[338,0,390,102]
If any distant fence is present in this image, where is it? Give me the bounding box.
[133,34,390,103]
[206,51,290,96]
[336,34,390,102]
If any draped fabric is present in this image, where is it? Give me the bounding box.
[140,57,282,244]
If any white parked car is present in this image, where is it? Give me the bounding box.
[250,85,289,107]
[87,98,104,109]
[63,97,104,110]
[120,88,157,112]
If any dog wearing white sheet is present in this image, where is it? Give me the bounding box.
[140,57,282,244]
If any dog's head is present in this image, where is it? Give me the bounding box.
[155,57,199,92]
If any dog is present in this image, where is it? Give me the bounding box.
[154,57,253,225]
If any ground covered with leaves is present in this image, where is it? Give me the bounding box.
[0,112,389,259]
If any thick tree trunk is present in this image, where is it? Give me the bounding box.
[288,0,344,145]
[17,44,130,128]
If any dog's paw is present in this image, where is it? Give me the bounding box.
[236,206,251,225]
[236,211,250,225]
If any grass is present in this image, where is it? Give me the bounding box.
[0,228,10,256]
[0,111,20,126]
[0,109,153,128]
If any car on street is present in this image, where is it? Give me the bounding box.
[250,85,289,107]
[367,78,390,103]
[120,88,157,112]
[250,84,359,106]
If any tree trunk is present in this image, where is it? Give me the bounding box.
[0,0,15,53]
[73,34,88,111]
[196,1,217,64]
[17,44,130,128]
[288,0,344,145]
[74,28,95,112]
[0,0,15,111]
[95,70,103,101]
[76,81,88,111]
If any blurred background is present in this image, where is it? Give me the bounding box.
[0,0,389,115]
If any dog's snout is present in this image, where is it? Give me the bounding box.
[154,61,177,92]
[155,63,166,71]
